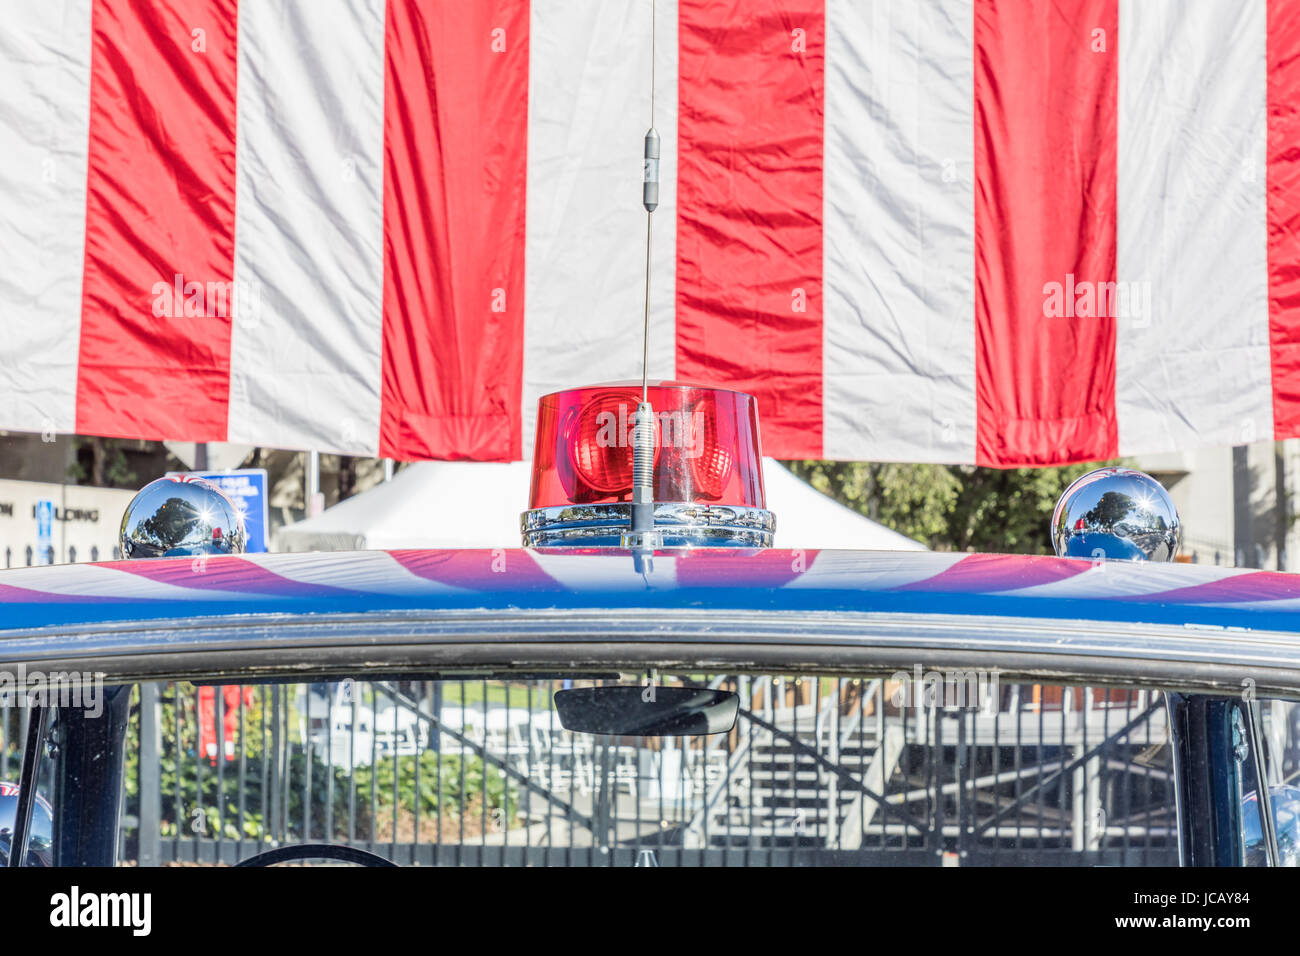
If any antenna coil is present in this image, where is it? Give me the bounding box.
[643,128,660,212]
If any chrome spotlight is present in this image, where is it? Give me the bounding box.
[120,476,247,559]
[1051,467,1180,562]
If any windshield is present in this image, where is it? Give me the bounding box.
[7,670,1203,867]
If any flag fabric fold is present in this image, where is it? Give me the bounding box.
[1,0,1297,467]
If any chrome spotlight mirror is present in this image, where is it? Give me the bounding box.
[120,476,247,559]
[1051,467,1180,562]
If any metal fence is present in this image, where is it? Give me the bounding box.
[33,674,1181,866]
[3,542,120,568]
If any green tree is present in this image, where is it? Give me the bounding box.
[783,460,1117,553]
[122,683,518,844]
[131,497,196,553]
[66,436,137,487]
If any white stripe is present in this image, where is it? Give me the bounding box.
[531,550,676,590]
[0,564,249,602]
[244,551,465,597]
[784,551,966,590]
[1009,562,1249,601]
[522,0,678,456]
[0,2,92,436]
[1117,0,1271,454]
[822,0,975,463]
[228,0,387,455]
[1235,598,1300,612]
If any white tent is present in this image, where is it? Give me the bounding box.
[273,460,926,552]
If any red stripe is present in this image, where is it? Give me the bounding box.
[389,550,563,591]
[379,1,529,461]
[891,553,1087,594]
[0,583,140,605]
[1270,0,1300,437]
[102,557,364,598]
[973,1,1118,467]
[674,549,819,588]
[675,0,825,459]
[76,0,238,441]
[1118,570,1300,606]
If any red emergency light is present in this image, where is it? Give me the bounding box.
[522,382,774,548]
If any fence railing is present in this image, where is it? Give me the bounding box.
[3,542,121,568]
[17,675,1181,866]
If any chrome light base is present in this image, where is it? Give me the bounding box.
[521,503,775,549]
[619,530,664,550]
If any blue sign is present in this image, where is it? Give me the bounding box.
[169,469,270,553]
[35,499,53,565]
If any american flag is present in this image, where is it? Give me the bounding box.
[1,0,1296,467]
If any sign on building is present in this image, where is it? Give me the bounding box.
[169,469,270,553]
[35,499,53,565]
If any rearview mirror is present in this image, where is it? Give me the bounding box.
[554,685,739,736]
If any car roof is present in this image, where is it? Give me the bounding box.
[1,549,1298,694]
[2,548,1299,627]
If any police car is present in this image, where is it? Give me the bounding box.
[0,384,1297,868]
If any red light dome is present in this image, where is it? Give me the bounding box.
[523,382,773,549]
[561,389,661,498]
[529,382,765,510]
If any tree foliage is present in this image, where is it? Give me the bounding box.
[122,684,517,843]
[66,436,138,487]
[781,460,1117,553]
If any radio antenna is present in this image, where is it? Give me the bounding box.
[626,0,660,551]
[640,0,658,402]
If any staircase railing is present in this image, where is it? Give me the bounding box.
[682,675,772,848]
